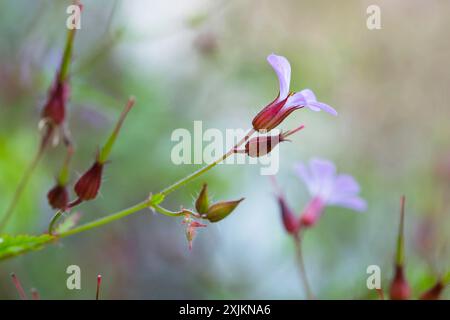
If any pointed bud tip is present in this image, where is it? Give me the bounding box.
[206,198,244,223]
[195,183,209,214]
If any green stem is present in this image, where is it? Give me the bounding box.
[294,234,314,300]
[152,204,189,217]
[0,144,46,231]
[55,129,254,237]
[160,129,254,196]
[58,201,150,238]
[2,129,256,261]
[59,29,76,82]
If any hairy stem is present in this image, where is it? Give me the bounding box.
[58,201,150,238]
[294,234,314,300]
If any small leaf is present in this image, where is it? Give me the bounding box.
[195,184,209,214]
[206,198,244,223]
[0,234,55,261]
[54,212,81,235]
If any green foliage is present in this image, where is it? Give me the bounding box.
[0,234,54,261]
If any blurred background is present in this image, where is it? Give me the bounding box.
[1,0,450,299]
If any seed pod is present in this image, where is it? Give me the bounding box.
[41,80,69,126]
[277,194,299,234]
[420,281,444,300]
[389,265,411,300]
[74,162,104,201]
[244,135,281,158]
[47,184,69,211]
[206,198,244,223]
[195,184,209,214]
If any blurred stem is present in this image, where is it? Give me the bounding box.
[59,28,76,82]
[396,196,406,266]
[160,129,254,196]
[0,141,48,231]
[294,233,314,300]
[98,97,135,164]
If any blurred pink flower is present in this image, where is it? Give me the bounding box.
[295,158,367,227]
[252,54,337,131]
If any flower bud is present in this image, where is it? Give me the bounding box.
[389,196,410,300]
[252,95,292,131]
[276,194,299,234]
[195,184,209,214]
[47,184,69,211]
[389,265,411,300]
[420,281,444,300]
[74,161,104,201]
[237,125,304,158]
[300,197,325,228]
[41,80,69,126]
[244,135,282,158]
[205,198,244,223]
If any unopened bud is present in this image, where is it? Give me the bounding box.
[277,194,299,234]
[389,265,411,300]
[244,135,282,158]
[237,125,304,158]
[205,198,244,223]
[420,281,444,300]
[74,161,103,201]
[41,80,69,126]
[195,184,209,214]
[47,184,69,211]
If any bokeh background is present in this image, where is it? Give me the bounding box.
[1,0,450,299]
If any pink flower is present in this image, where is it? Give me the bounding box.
[295,158,367,227]
[252,54,337,131]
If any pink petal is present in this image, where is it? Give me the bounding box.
[307,101,338,116]
[329,196,367,212]
[299,89,317,103]
[267,54,291,100]
[284,92,306,109]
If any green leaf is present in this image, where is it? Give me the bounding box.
[0,234,54,261]
[54,212,81,235]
